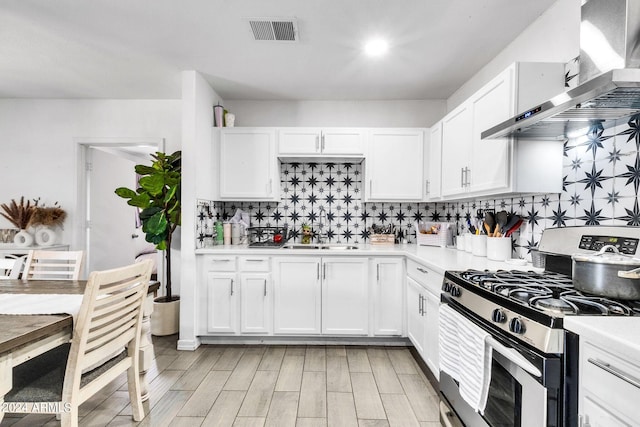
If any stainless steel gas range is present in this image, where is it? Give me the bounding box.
[439,226,640,427]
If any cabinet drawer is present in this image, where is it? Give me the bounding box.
[239,256,270,272]
[407,259,433,284]
[205,256,237,271]
[581,341,640,421]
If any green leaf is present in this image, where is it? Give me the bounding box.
[139,206,161,221]
[127,193,151,208]
[114,187,136,199]
[145,211,168,235]
[139,174,165,196]
[134,165,156,175]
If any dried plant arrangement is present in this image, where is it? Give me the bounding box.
[0,197,36,229]
[31,200,67,228]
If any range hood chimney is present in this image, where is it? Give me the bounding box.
[482,0,640,140]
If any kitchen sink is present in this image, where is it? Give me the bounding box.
[282,244,359,250]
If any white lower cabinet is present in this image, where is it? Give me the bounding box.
[406,259,442,378]
[578,340,640,426]
[406,277,426,355]
[372,257,404,336]
[207,271,238,334]
[239,273,272,334]
[322,257,369,335]
[272,256,369,336]
[272,257,322,334]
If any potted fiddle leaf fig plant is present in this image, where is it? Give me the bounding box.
[115,150,181,336]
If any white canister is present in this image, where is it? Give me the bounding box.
[471,234,487,257]
[223,223,231,245]
[464,233,473,253]
[231,223,240,245]
[456,235,465,251]
[487,237,512,261]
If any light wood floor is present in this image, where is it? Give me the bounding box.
[2,336,443,427]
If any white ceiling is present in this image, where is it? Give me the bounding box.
[0,0,557,101]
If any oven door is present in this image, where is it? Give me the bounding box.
[439,303,561,427]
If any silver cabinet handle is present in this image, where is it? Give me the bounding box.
[369,179,373,194]
[212,259,232,262]
[230,279,234,296]
[317,263,320,280]
[425,180,430,195]
[316,135,320,152]
[245,259,264,262]
[417,267,429,274]
[377,264,380,281]
[588,358,640,390]
[465,167,471,187]
[268,178,273,194]
[323,263,327,280]
[264,279,267,296]
[460,168,465,187]
[321,134,325,151]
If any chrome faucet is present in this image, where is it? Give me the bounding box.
[317,207,328,244]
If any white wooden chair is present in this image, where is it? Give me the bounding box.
[3,259,154,426]
[0,256,24,279]
[23,250,84,280]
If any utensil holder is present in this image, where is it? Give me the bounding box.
[487,237,512,261]
[531,248,546,268]
[464,234,473,253]
[471,234,487,257]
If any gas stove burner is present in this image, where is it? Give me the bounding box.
[531,295,577,313]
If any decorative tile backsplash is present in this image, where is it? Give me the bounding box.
[196,113,640,260]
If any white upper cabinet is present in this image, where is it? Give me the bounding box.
[441,105,473,198]
[218,128,279,201]
[440,62,565,199]
[426,121,443,201]
[278,128,365,157]
[365,129,425,201]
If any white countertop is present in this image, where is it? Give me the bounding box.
[564,317,640,363]
[195,243,538,275]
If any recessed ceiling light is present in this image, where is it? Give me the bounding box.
[364,38,388,57]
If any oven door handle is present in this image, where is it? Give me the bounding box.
[486,336,542,378]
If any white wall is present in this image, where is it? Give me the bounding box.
[179,70,224,350]
[447,0,581,112]
[0,99,181,247]
[224,100,446,128]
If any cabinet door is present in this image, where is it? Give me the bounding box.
[321,129,365,155]
[426,123,442,200]
[272,257,322,334]
[469,67,514,194]
[406,277,425,355]
[219,128,278,200]
[278,128,322,155]
[366,129,424,201]
[441,104,472,197]
[207,272,238,333]
[373,258,404,336]
[322,257,369,335]
[240,273,271,334]
[423,290,440,378]
[581,396,629,427]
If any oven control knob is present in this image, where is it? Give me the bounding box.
[509,318,526,334]
[491,309,506,323]
[450,286,461,297]
[442,282,451,293]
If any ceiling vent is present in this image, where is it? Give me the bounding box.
[248,17,298,42]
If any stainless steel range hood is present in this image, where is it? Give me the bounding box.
[482,0,640,140]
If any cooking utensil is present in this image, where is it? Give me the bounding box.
[572,245,640,300]
[505,219,523,237]
[503,215,521,235]
[484,211,495,233]
[496,211,508,234]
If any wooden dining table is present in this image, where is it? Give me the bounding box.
[0,279,159,419]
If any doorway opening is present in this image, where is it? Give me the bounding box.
[76,137,164,281]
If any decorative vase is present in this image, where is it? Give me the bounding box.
[35,226,57,246]
[13,229,34,247]
[151,296,180,336]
